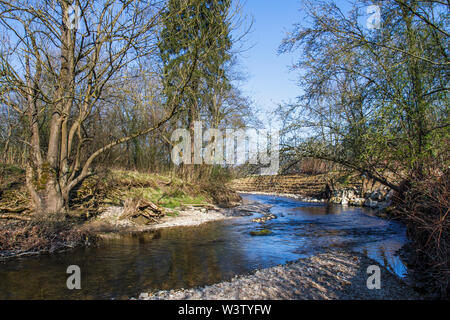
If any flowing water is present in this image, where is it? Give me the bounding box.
[0,194,408,299]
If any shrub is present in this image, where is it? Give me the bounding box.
[394,171,449,298]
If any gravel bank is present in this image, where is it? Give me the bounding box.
[88,199,271,235]
[147,208,231,229]
[138,251,421,300]
[88,206,231,235]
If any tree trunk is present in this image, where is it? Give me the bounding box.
[42,183,65,215]
[26,166,67,216]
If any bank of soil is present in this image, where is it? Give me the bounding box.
[0,168,243,258]
[138,251,422,300]
[231,174,330,199]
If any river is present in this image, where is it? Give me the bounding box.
[0,194,408,299]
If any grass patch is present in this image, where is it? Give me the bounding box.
[0,164,25,177]
[120,187,207,209]
[165,210,180,217]
[75,169,213,212]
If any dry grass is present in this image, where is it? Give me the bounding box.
[0,215,96,257]
[0,164,31,219]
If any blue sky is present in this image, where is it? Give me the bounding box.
[234,0,306,125]
[234,0,364,127]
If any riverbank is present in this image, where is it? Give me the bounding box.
[232,174,394,210]
[238,189,394,213]
[0,168,242,259]
[138,250,422,300]
[84,199,273,238]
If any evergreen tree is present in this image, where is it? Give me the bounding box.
[159,0,232,130]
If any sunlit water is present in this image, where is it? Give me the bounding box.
[0,194,408,299]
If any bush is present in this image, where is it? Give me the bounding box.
[394,171,449,298]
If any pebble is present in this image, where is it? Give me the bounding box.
[137,251,422,300]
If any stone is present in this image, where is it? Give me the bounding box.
[330,197,342,204]
[349,198,365,206]
[139,293,149,299]
[364,199,378,208]
[252,214,277,223]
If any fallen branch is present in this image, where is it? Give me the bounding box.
[0,206,29,213]
[0,214,31,221]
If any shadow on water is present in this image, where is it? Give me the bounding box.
[0,193,408,299]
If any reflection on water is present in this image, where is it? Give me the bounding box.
[0,194,408,299]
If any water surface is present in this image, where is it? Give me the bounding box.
[0,194,408,299]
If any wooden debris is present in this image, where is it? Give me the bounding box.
[119,198,165,225]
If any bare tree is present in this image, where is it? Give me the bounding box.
[0,0,196,215]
